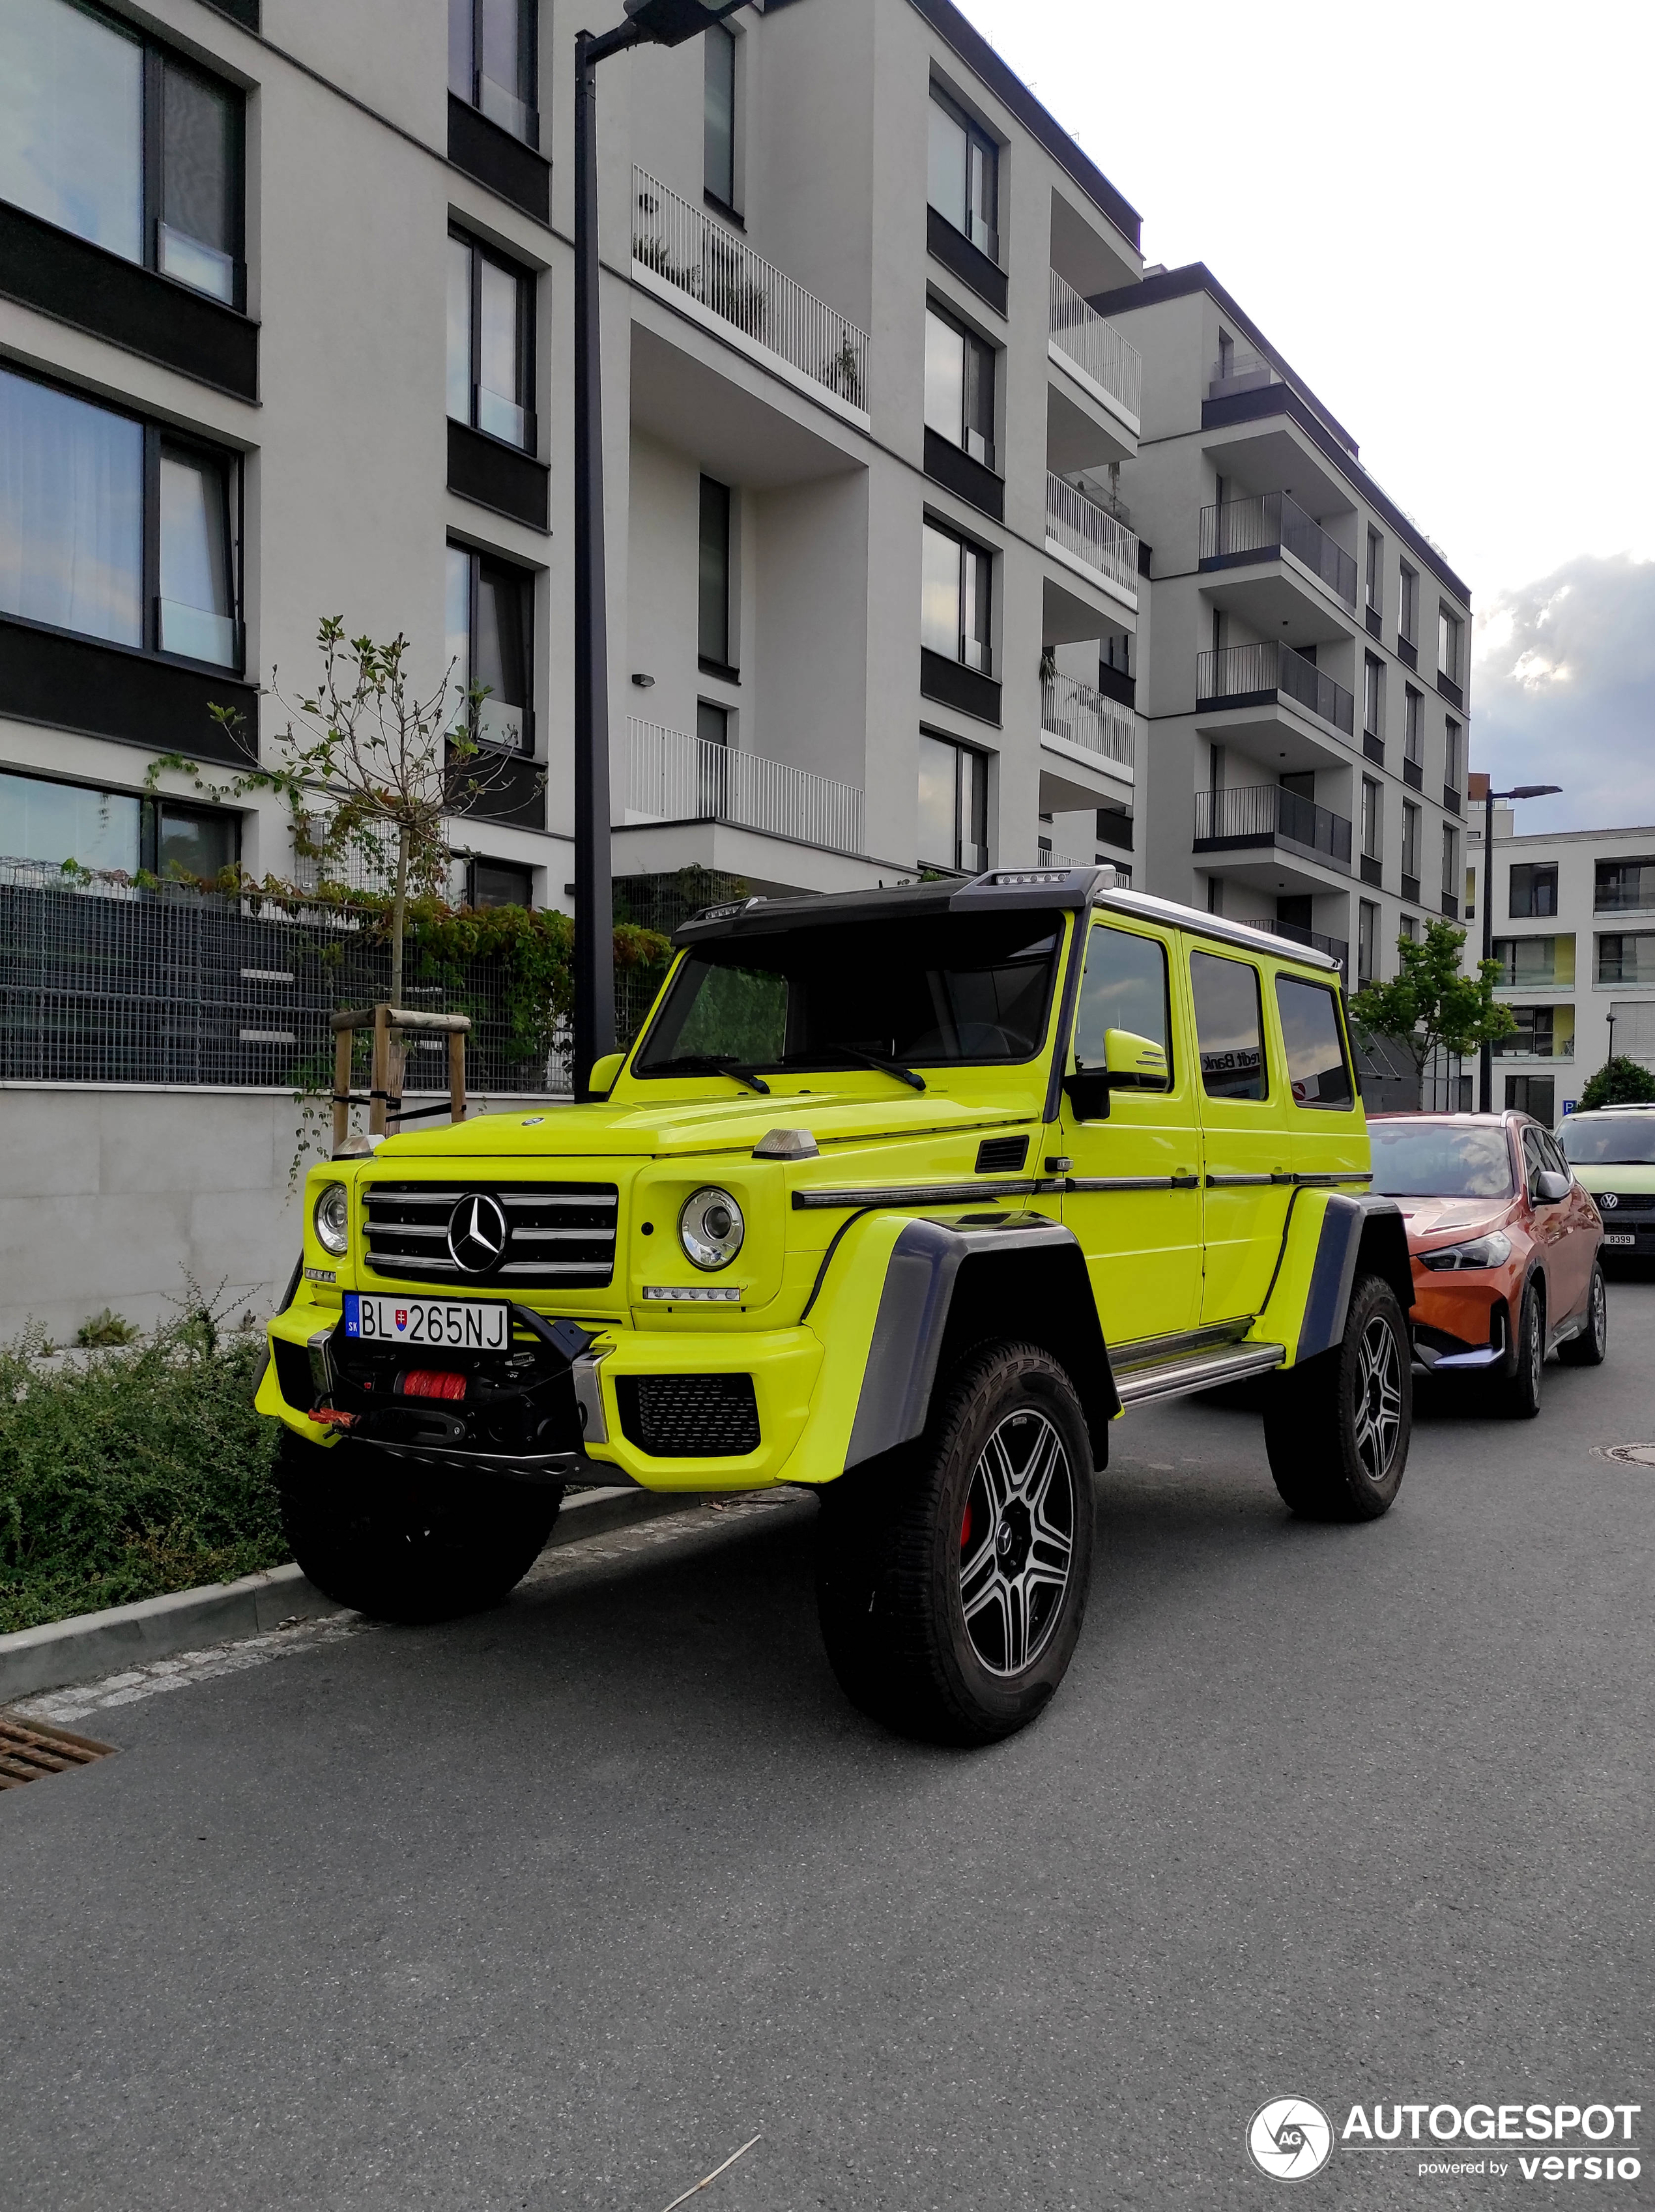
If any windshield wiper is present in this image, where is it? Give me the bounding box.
[661,1054,771,1095]
[822,1042,927,1093]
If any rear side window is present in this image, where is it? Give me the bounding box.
[1074,923,1172,1072]
[1190,951,1267,1101]
[1274,975,1354,1110]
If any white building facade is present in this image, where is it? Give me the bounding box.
[1467,812,1655,1127]
[0,0,1148,1332]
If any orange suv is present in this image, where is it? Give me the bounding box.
[1366,1112,1606,1416]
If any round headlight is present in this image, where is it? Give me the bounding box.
[313,1182,351,1257]
[680,1186,744,1271]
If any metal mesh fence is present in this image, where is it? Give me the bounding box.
[0,862,574,1095]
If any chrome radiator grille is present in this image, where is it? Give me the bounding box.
[362,1181,618,1289]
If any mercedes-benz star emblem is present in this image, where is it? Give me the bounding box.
[448,1193,508,1274]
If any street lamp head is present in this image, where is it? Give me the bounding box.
[1503,784,1562,801]
[623,0,745,45]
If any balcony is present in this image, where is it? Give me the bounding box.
[1048,270,1141,427]
[1209,345,1276,400]
[622,719,865,858]
[1494,1033,1574,1059]
[630,170,870,424]
[1194,784,1353,869]
[1267,919,1349,972]
[1040,671,1135,775]
[1196,640,1355,738]
[1199,493,1357,609]
[1045,474,1139,605]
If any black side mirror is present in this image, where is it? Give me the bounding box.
[1063,1070,1113,1123]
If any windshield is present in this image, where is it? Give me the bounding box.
[634,911,1065,1078]
[1367,1121,1516,1199]
[1559,1115,1655,1166]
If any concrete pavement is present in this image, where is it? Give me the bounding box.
[3,1289,1652,2210]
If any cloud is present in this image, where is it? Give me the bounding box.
[1472,555,1655,832]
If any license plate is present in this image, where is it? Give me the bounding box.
[344,1294,511,1350]
[1602,1233,1636,1247]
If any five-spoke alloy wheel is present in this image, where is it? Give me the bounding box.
[816,1342,1095,1745]
[1263,1272,1412,1521]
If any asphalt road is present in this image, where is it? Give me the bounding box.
[4,1288,1654,2212]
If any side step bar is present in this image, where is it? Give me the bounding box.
[1115,1342,1286,1409]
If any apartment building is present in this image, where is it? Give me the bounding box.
[1061,267,1472,984]
[0,0,1148,1330]
[1467,812,1655,1125]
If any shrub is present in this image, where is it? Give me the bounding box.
[76,1308,141,1349]
[0,1315,284,1635]
[1576,1055,1655,1110]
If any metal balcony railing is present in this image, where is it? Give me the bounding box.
[1208,345,1275,399]
[1199,493,1357,607]
[624,719,865,857]
[1045,474,1140,599]
[631,169,869,413]
[1048,269,1142,422]
[1494,1033,1574,1059]
[1039,670,1134,773]
[1196,640,1356,738]
[1194,783,1353,866]
[1267,919,1350,971]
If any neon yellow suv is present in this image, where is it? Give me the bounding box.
[261,869,1415,1744]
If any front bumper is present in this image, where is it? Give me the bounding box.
[1411,1291,1512,1375]
[261,1297,826,1492]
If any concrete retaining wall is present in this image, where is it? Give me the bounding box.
[0,1085,560,1342]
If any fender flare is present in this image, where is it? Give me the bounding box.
[1296,1194,1415,1364]
[844,1212,1118,1472]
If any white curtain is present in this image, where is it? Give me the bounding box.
[0,368,143,646]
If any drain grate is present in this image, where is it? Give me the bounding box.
[0,1714,116,1788]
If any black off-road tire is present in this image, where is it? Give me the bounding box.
[1557,1261,1608,1367]
[1499,1280,1546,1417]
[278,1431,562,1624]
[1263,1272,1411,1522]
[814,1343,1095,1747]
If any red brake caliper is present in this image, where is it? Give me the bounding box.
[960,1498,974,1550]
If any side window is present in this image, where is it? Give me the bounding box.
[1190,951,1267,1102]
[1521,1127,1547,1198]
[1074,925,1171,1071]
[1540,1130,1572,1181]
[1274,976,1354,1110]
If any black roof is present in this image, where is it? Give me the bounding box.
[672,867,1340,973]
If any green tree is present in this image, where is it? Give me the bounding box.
[1350,919,1516,1093]
[1577,1054,1655,1110]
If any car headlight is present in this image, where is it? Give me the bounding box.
[1420,1230,1512,1271]
[680,1186,744,1271]
[313,1181,351,1257]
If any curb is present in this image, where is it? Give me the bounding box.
[0,1485,707,1706]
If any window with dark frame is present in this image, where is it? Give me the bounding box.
[0,363,240,668]
[927,85,998,261]
[1438,603,1463,685]
[698,475,736,678]
[1444,716,1462,793]
[1364,527,1383,614]
[917,730,988,872]
[0,0,245,306]
[0,765,238,881]
[1404,685,1423,766]
[469,855,534,909]
[1509,861,1558,919]
[1441,823,1458,906]
[1358,898,1379,984]
[704,20,737,212]
[1363,652,1384,737]
[448,0,539,147]
[924,302,996,470]
[1402,799,1422,883]
[1361,776,1382,863]
[447,230,535,452]
[1398,562,1418,644]
[921,519,992,673]
[1594,856,1655,914]
[445,541,533,753]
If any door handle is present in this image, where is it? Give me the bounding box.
[1170,1171,1200,1188]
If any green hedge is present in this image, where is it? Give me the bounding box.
[0,1325,284,1635]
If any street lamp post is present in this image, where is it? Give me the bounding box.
[571,0,746,1100]
[1473,775,1562,1112]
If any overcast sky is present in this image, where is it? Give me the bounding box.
[955,0,1655,831]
